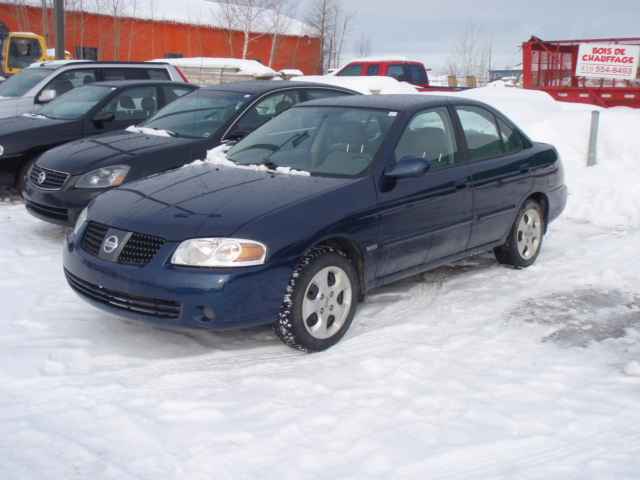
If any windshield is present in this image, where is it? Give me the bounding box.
[0,68,52,98]
[143,90,251,139]
[39,85,113,120]
[227,106,397,177]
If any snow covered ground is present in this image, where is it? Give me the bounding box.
[1,90,640,479]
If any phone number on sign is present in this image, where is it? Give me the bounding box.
[581,64,635,76]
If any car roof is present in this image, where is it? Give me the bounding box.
[28,60,171,70]
[89,80,193,89]
[199,80,357,95]
[295,94,470,112]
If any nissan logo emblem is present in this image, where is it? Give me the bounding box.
[37,171,47,185]
[103,235,120,254]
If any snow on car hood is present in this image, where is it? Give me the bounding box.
[186,143,311,177]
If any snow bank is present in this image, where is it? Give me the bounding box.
[440,87,640,230]
[292,75,418,95]
[149,57,277,77]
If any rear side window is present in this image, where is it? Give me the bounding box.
[147,69,171,80]
[303,89,351,101]
[337,63,363,76]
[395,107,458,169]
[367,64,380,75]
[456,106,504,161]
[497,118,524,154]
[100,68,157,81]
[407,64,428,85]
[387,64,407,81]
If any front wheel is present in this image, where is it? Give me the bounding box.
[274,247,359,352]
[494,199,545,268]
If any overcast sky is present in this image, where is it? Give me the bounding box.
[301,0,640,73]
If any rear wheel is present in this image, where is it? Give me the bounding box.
[274,247,359,352]
[494,199,545,268]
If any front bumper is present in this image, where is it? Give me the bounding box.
[62,230,293,330]
[23,181,104,226]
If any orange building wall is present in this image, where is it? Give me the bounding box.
[0,4,321,74]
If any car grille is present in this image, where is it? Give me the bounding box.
[26,200,69,222]
[81,222,166,266]
[65,269,181,319]
[30,165,70,190]
[82,222,109,256]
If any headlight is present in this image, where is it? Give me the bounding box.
[171,238,267,268]
[75,165,130,189]
[0,145,4,157]
[73,207,88,236]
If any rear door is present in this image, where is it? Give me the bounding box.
[376,107,473,279]
[454,105,532,249]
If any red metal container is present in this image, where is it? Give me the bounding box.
[522,36,640,108]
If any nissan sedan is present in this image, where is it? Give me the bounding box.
[63,95,567,352]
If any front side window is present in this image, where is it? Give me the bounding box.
[228,106,397,177]
[231,90,302,135]
[99,86,159,122]
[39,85,113,120]
[46,69,98,98]
[0,68,52,97]
[456,106,504,161]
[337,63,363,76]
[395,108,458,169]
[144,90,250,139]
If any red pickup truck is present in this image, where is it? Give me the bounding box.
[334,59,465,92]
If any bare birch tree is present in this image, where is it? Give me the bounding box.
[356,33,372,58]
[305,0,353,73]
[216,0,272,60]
[267,0,294,67]
[447,22,493,83]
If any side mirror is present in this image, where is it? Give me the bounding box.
[37,89,57,104]
[93,111,115,125]
[385,156,432,179]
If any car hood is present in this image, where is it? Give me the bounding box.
[89,163,357,241]
[37,130,199,174]
[0,115,72,154]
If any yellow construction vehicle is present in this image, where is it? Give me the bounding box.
[0,22,70,78]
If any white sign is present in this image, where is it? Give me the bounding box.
[576,43,640,81]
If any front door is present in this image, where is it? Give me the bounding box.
[376,107,473,279]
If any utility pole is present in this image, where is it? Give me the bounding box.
[54,0,64,60]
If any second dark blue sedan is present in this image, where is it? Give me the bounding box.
[63,95,567,352]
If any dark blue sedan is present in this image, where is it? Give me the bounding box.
[63,95,567,352]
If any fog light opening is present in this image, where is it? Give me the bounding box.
[200,306,216,322]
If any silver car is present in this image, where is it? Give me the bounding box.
[0,60,187,119]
